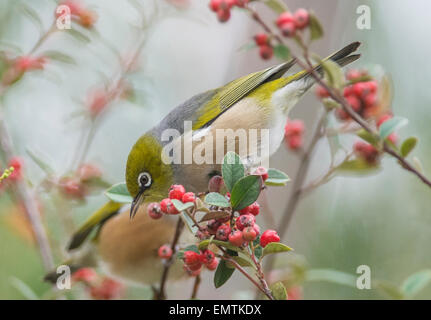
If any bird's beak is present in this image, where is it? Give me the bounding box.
[130,189,145,219]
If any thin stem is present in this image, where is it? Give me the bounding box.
[156,218,184,300]
[190,274,201,299]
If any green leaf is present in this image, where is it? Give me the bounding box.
[265,168,290,186]
[253,236,263,259]
[273,44,290,61]
[198,239,242,254]
[180,212,198,235]
[374,280,404,300]
[262,242,292,257]
[321,59,345,90]
[400,137,418,158]
[357,129,379,146]
[270,282,287,300]
[104,183,133,203]
[204,192,231,208]
[171,199,194,212]
[232,255,253,268]
[42,50,76,65]
[263,0,289,14]
[309,12,324,40]
[400,269,431,298]
[230,175,262,211]
[222,152,244,192]
[379,116,408,140]
[214,260,235,288]
[305,269,357,288]
[199,210,230,223]
[336,159,380,175]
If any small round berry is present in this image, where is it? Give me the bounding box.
[183,250,200,265]
[363,93,377,109]
[253,167,268,182]
[254,33,268,46]
[377,114,393,127]
[260,229,280,247]
[147,202,163,219]
[346,69,362,81]
[89,278,124,300]
[8,156,23,181]
[286,135,302,150]
[184,264,202,276]
[280,22,296,37]
[199,249,215,264]
[276,11,294,27]
[182,192,196,203]
[235,214,255,231]
[259,45,274,60]
[207,219,222,235]
[160,198,178,215]
[196,229,210,240]
[208,175,224,193]
[387,132,398,144]
[216,224,231,241]
[242,226,257,241]
[293,8,309,29]
[353,82,367,97]
[209,0,223,11]
[238,206,250,215]
[169,184,186,200]
[316,85,330,98]
[206,258,219,271]
[335,108,350,121]
[229,230,244,246]
[217,8,231,22]
[248,201,260,216]
[72,268,97,283]
[253,223,261,235]
[158,245,173,259]
[60,177,86,199]
[345,95,361,112]
[343,85,354,97]
[284,119,305,137]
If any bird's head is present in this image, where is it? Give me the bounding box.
[126,134,173,218]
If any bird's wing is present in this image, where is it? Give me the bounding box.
[191,59,297,130]
[67,201,123,251]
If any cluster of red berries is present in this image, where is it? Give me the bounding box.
[182,249,219,276]
[57,0,98,28]
[72,268,124,300]
[253,33,273,60]
[276,9,310,38]
[284,119,305,150]
[59,163,102,199]
[147,185,196,219]
[316,70,379,122]
[209,0,249,23]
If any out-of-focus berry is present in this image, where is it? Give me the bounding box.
[260,229,280,247]
[158,244,173,259]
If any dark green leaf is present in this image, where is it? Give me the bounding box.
[204,192,230,208]
[400,137,418,158]
[309,12,323,40]
[262,242,292,257]
[253,236,263,259]
[270,282,287,300]
[230,175,262,211]
[104,183,133,203]
[379,116,408,139]
[214,260,235,288]
[274,44,290,61]
[222,152,244,192]
[401,269,431,298]
[265,168,290,186]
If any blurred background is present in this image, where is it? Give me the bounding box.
[0,0,430,299]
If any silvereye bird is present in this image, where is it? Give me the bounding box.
[126,42,360,217]
[48,42,360,286]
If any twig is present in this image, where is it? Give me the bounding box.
[190,274,201,299]
[156,218,184,300]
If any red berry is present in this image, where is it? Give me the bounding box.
[60,177,86,199]
[377,114,393,127]
[72,268,97,283]
[254,33,268,46]
[229,230,244,246]
[335,108,350,121]
[259,45,274,60]
[276,11,294,27]
[242,226,257,241]
[287,135,302,150]
[207,219,222,235]
[209,0,223,11]
[235,214,255,231]
[217,8,230,22]
[253,167,268,182]
[346,69,362,81]
[316,85,330,98]
[90,278,124,300]
[366,80,378,94]
[260,229,280,247]
[284,119,305,137]
[353,82,367,97]
[160,198,178,215]
[253,223,261,235]
[183,250,200,265]
[184,264,202,276]
[77,163,102,182]
[345,95,361,112]
[293,8,309,29]
[343,85,354,97]
[182,192,196,203]
[363,93,377,109]
[147,202,163,219]
[388,132,398,144]
[8,156,23,181]
[248,201,260,216]
[280,22,296,37]
[216,224,231,241]
[206,258,219,270]
[199,249,215,264]
[208,175,224,193]
[158,245,173,259]
[169,184,186,200]
[238,206,250,215]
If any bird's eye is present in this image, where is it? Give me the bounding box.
[138,172,152,188]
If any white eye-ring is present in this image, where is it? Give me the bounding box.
[138,172,152,188]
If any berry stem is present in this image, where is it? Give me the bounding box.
[190,274,201,299]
